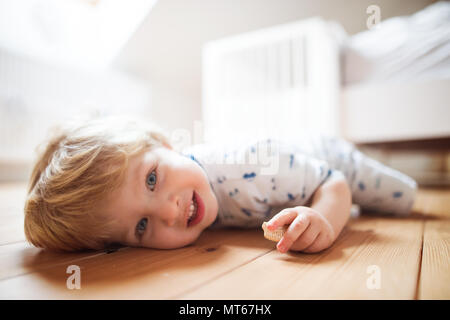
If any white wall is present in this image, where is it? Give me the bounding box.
[0,48,151,181]
[113,0,434,137]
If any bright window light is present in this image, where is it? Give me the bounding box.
[0,0,157,69]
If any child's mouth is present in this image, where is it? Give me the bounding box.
[187,191,204,227]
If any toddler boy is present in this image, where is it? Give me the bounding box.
[24,116,416,253]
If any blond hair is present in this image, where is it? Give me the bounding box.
[24,115,171,252]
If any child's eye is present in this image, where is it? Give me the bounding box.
[136,218,148,237]
[146,170,157,191]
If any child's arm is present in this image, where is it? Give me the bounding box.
[308,173,352,244]
[265,172,352,253]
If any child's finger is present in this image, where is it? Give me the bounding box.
[289,224,321,252]
[277,213,310,253]
[267,209,298,231]
[302,232,329,253]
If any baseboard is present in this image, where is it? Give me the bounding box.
[0,160,32,182]
[358,146,450,187]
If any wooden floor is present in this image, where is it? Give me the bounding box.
[0,182,448,299]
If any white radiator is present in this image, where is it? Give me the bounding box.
[202,18,342,144]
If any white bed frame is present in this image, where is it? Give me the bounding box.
[202,17,450,145]
[342,79,450,143]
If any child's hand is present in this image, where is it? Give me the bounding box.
[266,206,336,253]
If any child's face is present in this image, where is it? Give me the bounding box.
[102,144,219,249]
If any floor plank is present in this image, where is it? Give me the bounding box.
[0,241,109,280]
[179,216,423,299]
[418,219,450,299]
[0,229,273,299]
[0,182,448,299]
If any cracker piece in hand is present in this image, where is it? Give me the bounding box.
[262,222,288,242]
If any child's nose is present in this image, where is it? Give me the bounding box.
[161,195,181,227]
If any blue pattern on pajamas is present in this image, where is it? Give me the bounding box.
[181,135,417,229]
